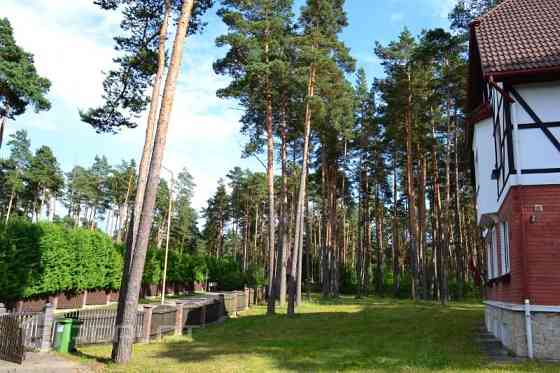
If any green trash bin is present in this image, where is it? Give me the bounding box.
[53,318,81,353]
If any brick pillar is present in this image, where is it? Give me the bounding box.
[142,305,155,343]
[16,300,23,313]
[49,295,59,310]
[200,305,207,328]
[81,291,88,309]
[175,302,184,336]
[39,303,55,352]
[105,291,111,305]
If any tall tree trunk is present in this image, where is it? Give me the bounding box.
[418,155,428,299]
[118,169,135,243]
[264,41,276,315]
[116,0,171,325]
[288,62,316,316]
[0,109,8,150]
[5,186,16,224]
[404,70,419,300]
[375,185,385,295]
[392,154,400,297]
[453,118,465,299]
[112,1,192,363]
[277,105,289,306]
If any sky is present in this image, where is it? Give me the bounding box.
[2,0,457,215]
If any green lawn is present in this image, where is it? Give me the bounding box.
[76,296,557,372]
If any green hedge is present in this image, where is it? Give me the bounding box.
[0,220,265,300]
[0,219,122,300]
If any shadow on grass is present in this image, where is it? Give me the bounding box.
[79,297,557,372]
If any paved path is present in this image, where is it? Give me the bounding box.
[0,353,91,373]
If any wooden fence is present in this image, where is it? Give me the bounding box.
[60,308,144,346]
[0,287,264,363]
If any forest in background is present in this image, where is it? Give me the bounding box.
[0,0,503,363]
[0,0,502,329]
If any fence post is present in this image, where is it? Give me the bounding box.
[39,303,55,352]
[175,302,184,336]
[142,305,155,343]
[200,305,207,328]
[244,288,250,310]
[0,303,6,314]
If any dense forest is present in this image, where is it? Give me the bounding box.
[0,0,502,363]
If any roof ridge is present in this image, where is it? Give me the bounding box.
[475,0,516,24]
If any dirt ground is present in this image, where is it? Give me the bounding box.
[0,352,91,373]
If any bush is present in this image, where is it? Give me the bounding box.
[205,256,246,291]
[0,219,123,300]
[245,264,266,288]
[142,247,162,285]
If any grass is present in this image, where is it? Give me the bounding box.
[74,296,558,372]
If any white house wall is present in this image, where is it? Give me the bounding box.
[513,82,560,186]
[474,117,498,222]
[473,81,560,223]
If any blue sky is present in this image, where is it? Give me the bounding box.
[2,0,457,212]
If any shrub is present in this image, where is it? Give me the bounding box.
[245,264,266,288]
[142,247,162,285]
[0,220,123,300]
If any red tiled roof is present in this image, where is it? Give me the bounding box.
[474,0,560,76]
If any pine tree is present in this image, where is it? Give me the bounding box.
[215,0,295,314]
[27,146,64,222]
[0,18,51,149]
[3,130,32,223]
[288,0,354,315]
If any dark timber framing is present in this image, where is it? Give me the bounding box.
[509,86,560,176]
[487,81,516,200]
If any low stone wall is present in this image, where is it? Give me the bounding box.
[485,303,560,360]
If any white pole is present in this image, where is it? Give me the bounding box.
[161,167,174,305]
[524,299,534,359]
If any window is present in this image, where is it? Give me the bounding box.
[500,222,510,274]
[487,227,498,279]
[492,228,498,278]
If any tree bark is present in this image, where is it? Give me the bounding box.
[112,0,192,364]
[278,105,289,306]
[5,186,15,225]
[117,0,171,311]
[0,111,7,150]
[264,36,276,315]
[404,69,419,301]
[288,62,316,316]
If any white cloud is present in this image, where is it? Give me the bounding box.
[3,1,117,108]
[2,0,259,216]
[434,0,458,18]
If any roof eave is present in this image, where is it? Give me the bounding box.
[483,66,560,81]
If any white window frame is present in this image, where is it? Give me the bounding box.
[492,228,498,278]
[487,227,498,280]
[500,221,510,274]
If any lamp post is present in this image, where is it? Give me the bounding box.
[161,166,174,305]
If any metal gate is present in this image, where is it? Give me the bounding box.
[0,314,25,364]
[0,312,44,364]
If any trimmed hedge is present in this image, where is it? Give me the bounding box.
[0,219,122,301]
[0,220,266,301]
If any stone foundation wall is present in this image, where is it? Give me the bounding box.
[485,303,560,360]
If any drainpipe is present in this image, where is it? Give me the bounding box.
[524,299,534,359]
